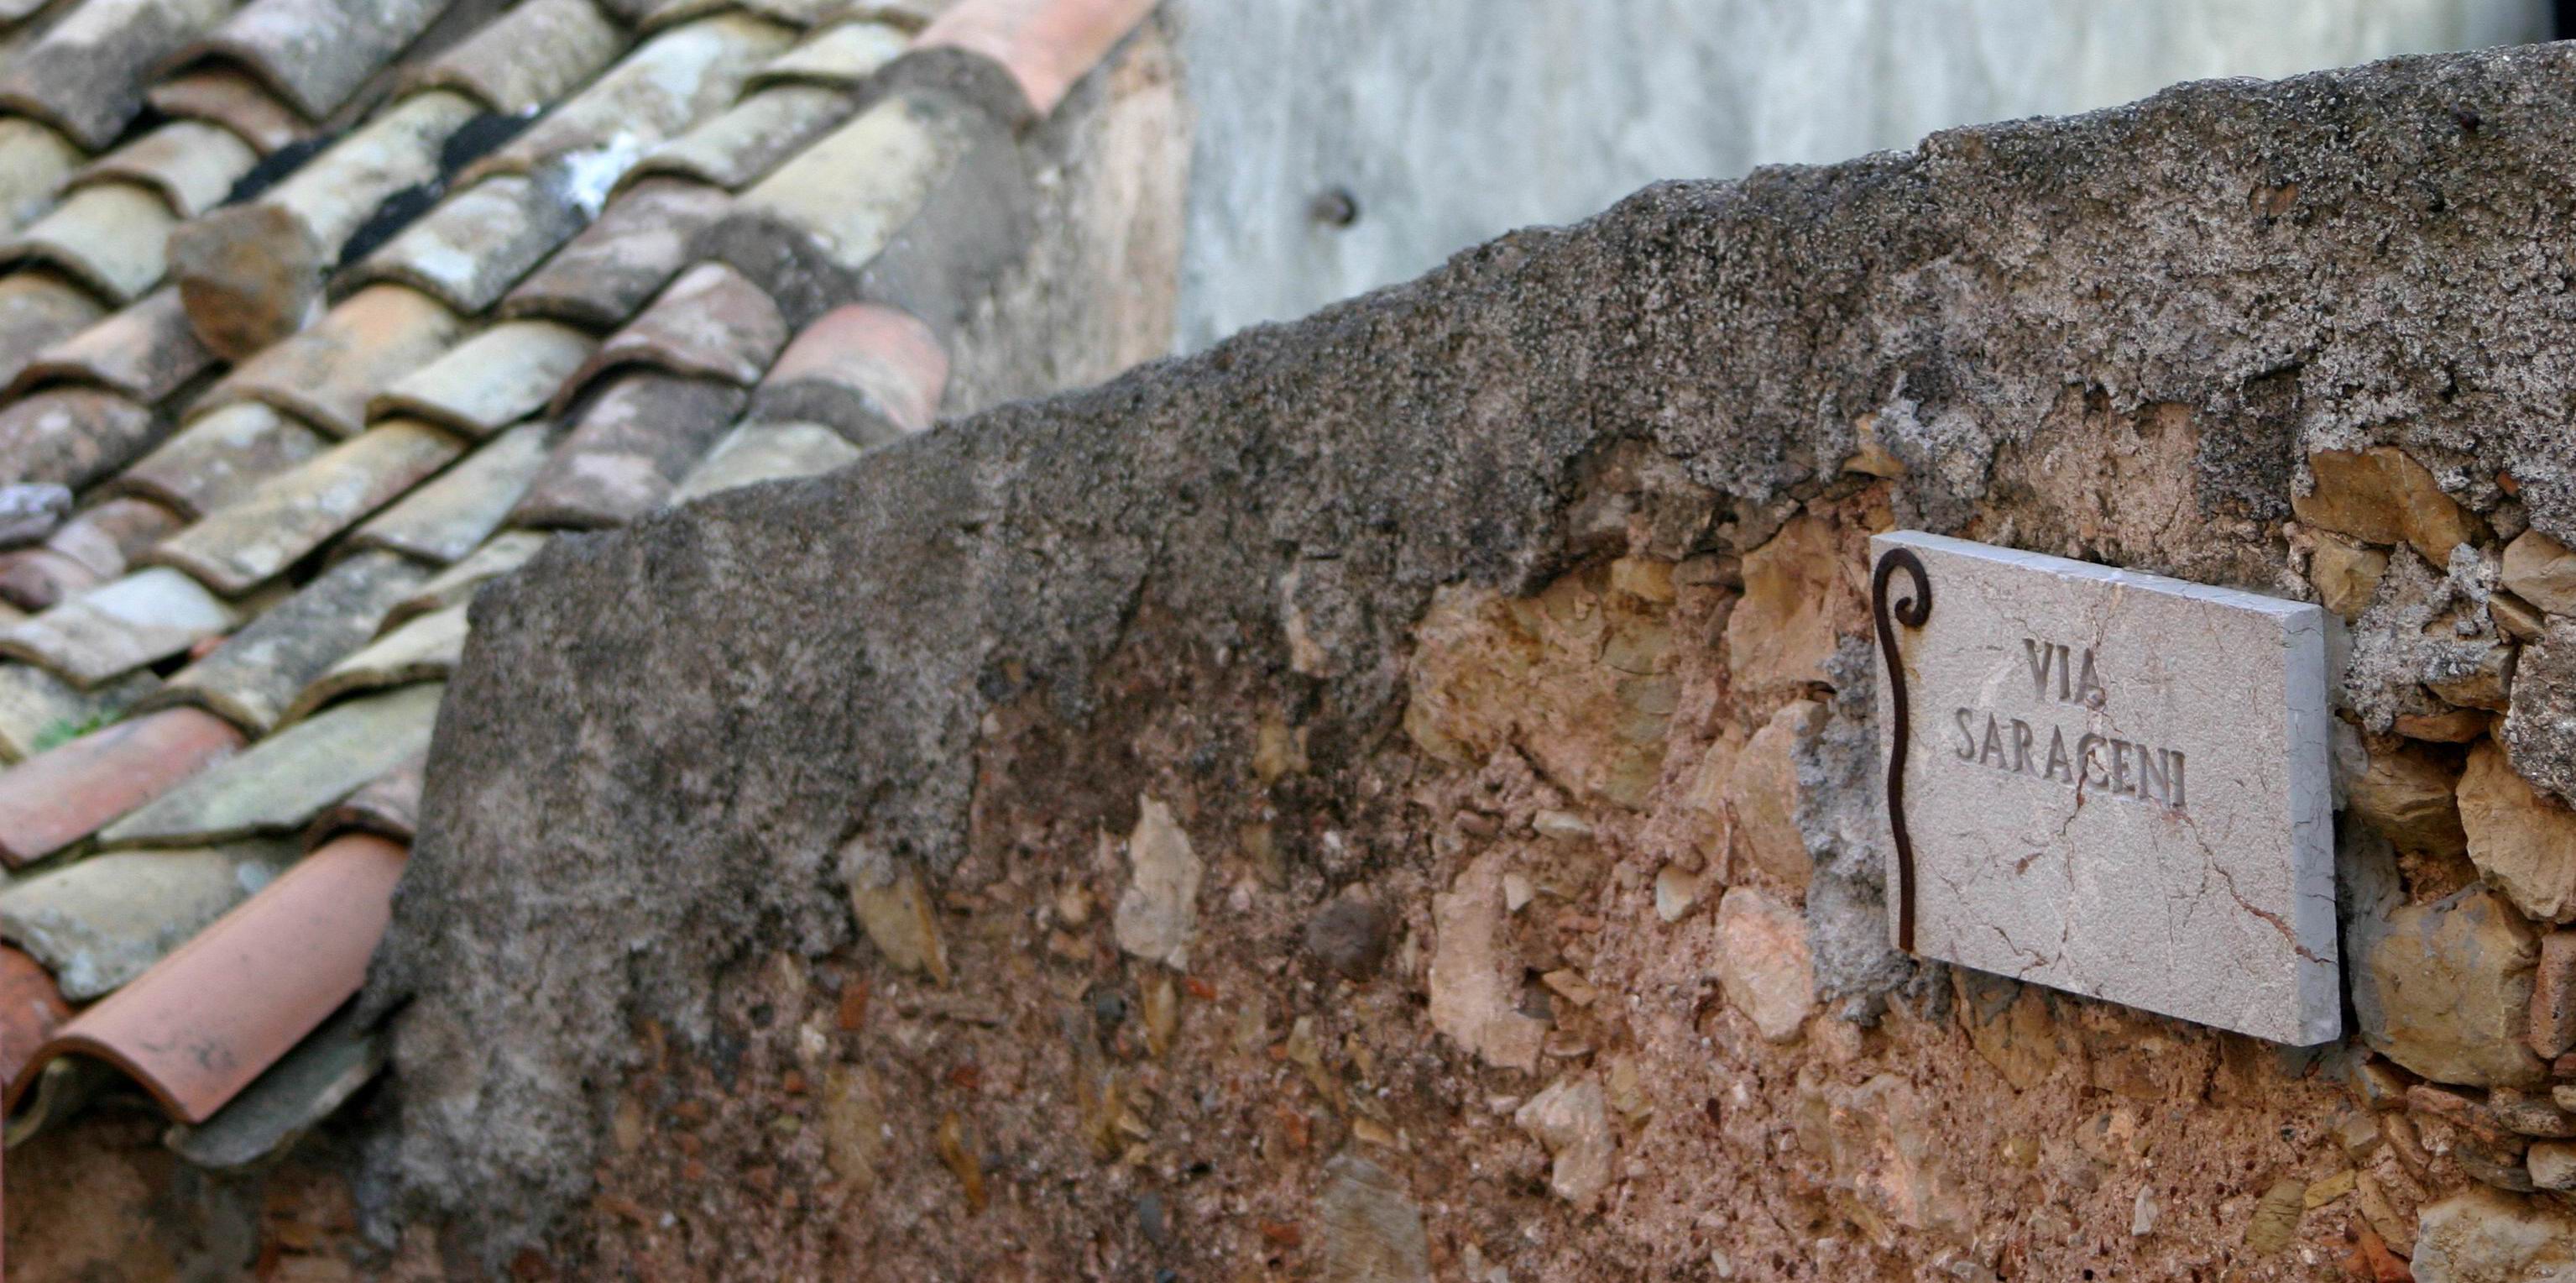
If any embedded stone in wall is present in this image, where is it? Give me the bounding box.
[1870,532,2336,1044]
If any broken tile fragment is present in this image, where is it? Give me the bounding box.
[406,0,627,115]
[0,662,158,763]
[148,552,429,736]
[99,682,445,848]
[510,374,746,529]
[167,1005,386,1170]
[504,179,734,329]
[557,262,790,411]
[305,751,424,846]
[109,402,329,521]
[198,285,466,440]
[0,839,297,999]
[285,604,466,724]
[671,422,863,502]
[350,175,588,315]
[1113,796,1202,969]
[382,531,546,631]
[0,568,241,689]
[3,182,177,303]
[751,302,948,444]
[372,322,598,440]
[349,422,554,563]
[0,707,246,865]
[0,389,162,492]
[146,420,467,596]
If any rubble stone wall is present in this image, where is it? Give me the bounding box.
[382,42,2576,1280]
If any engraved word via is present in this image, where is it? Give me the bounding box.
[1949,636,2188,812]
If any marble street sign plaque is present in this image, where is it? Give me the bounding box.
[1869,532,2336,1045]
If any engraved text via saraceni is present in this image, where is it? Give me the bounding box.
[1947,636,2187,813]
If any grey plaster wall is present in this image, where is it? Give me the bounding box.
[1168,0,2548,351]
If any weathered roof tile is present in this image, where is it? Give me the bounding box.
[370,320,594,437]
[10,288,218,404]
[0,0,237,148]
[97,681,442,847]
[0,120,82,234]
[3,182,180,303]
[500,178,731,330]
[107,401,328,521]
[0,498,185,610]
[0,662,157,762]
[146,551,427,735]
[671,421,860,502]
[0,389,165,492]
[747,16,907,90]
[0,272,108,390]
[510,373,745,528]
[751,301,945,443]
[406,0,623,117]
[629,84,851,193]
[170,0,454,120]
[285,601,461,720]
[913,0,1157,120]
[165,1003,384,1170]
[0,566,242,688]
[380,528,543,630]
[19,832,405,1123]
[463,15,798,196]
[144,418,466,595]
[0,839,298,999]
[346,175,586,314]
[305,751,420,846]
[254,89,481,256]
[146,67,310,154]
[0,706,246,864]
[554,261,786,409]
[197,285,465,438]
[71,121,259,219]
[346,420,550,563]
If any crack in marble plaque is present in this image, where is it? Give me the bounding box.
[1871,532,2337,1045]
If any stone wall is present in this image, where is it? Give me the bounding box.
[377,42,2576,1280]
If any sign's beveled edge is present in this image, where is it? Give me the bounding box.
[1868,531,2342,1046]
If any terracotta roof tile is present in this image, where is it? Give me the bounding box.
[144,550,427,735]
[0,497,186,610]
[164,1002,384,1170]
[0,946,68,1087]
[462,14,797,193]
[2,182,179,303]
[285,601,461,720]
[914,0,1157,119]
[143,418,466,595]
[12,832,405,1123]
[0,0,237,148]
[71,121,260,219]
[671,420,860,501]
[0,120,82,233]
[196,285,466,438]
[370,319,594,437]
[499,178,732,330]
[145,67,311,154]
[346,175,587,314]
[0,706,245,864]
[0,565,243,688]
[0,838,299,999]
[167,0,454,121]
[346,420,551,563]
[303,750,421,846]
[510,373,745,528]
[554,261,787,410]
[107,401,329,521]
[750,301,945,443]
[10,288,219,403]
[0,272,109,390]
[379,528,542,630]
[251,89,482,260]
[746,15,908,89]
[0,663,157,762]
[405,0,624,117]
[97,680,442,846]
[627,83,852,192]
[0,388,164,491]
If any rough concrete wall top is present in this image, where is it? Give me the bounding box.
[374,44,2576,1259]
